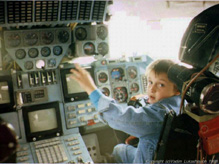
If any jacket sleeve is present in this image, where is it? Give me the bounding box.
[89,89,181,138]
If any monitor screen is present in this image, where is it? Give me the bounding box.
[66,73,85,94]
[0,81,10,104]
[23,101,62,142]
[28,108,57,133]
[61,66,95,102]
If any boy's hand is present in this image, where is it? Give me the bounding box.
[70,63,97,95]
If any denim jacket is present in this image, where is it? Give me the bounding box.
[89,89,181,163]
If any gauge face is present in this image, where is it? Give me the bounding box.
[128,66,138,79]
[41,47,51,57]
[83,42,95,55]
[75,27,87,40]
[36,59,45,69]
[58,30,69,43]
[24,61,34,70]
[28,48,39,58]
[98,42,108,56]
[15,49,26,59]
[97,26,108,40]
[6,33,21,47]
[102,87,110,97]
[53,46,63,56]
[113,87,128,103]
[130,83,139,93]
[24,32,38,46]
[98,72,108,83]
[111,68,124,81]
[41,31,54,44]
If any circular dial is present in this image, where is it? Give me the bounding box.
[53,46,63,56]
[102,87,110,97]
[41,31,54,44]
[24,32,38,46]
[75,27,87,40]
[41,47,51,57]
[128,66,138,79]
[6,33,21,47]
[98,72,108,83]
[130,83,139,93]
[97,26,108,40]
[36,60,45,69]
[58,30,69,43]
[113,87,128,103]
[83,42,95,55]
[111,68,124,81]
[24,61,33,70]
[97,42,108,56]
[15,49,26,59]
[28,48,39,58]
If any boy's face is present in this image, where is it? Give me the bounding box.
[146,70,180,104]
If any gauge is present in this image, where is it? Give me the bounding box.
[41,47,51,57]
[28,48,39,58]
[101,87,110,97]
[127,66,138,79]
[83,42,95,55]
[15,49,26,59]
[98,72,108,83]
[97,42,108,56]
[75,27,87,40]
[41,31,54,44]
[24,32,38,46]
[6,33,21,47]
[58,30,69,43]
[113,87,128,103]
[36,60,45,69]
[24,61,34,70]
[97,26,108,40]
[48,58,56,67]
[111,68,124,81]
[130,83,139,93]
[53,46,63,56]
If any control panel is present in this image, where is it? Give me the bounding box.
[73,24,109,59]
[4,27,71,72]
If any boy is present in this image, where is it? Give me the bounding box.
[70,59,181,163]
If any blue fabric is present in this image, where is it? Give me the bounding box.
[89,89,181,163]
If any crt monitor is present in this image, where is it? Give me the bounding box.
[22,101,62,142]
[61,66,95,102]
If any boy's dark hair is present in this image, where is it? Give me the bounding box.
[145,59,175,76]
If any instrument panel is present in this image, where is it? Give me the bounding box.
[73,24,109,58]
[4,27,71,71]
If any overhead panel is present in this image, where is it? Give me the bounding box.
[1,0,110,27]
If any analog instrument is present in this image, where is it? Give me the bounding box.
[41,47,51,57]
[127,66,138,79]
[53,46,63,56]
[97,26,108,40]
[58,30,69,43]
[98,72,108,83]
[75,27,87,40]
[15,49,26,59]
[111,68,124,81]
[97,42,108,56]
[41,31,54,44]
[28,48,39,58]
[83,42,95,55]
[130,83,139,93]
[101,87,110,97]
[113,87,128,103]
[24,61,34,70]
[24,32,38,46]
[6,33,21,47]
